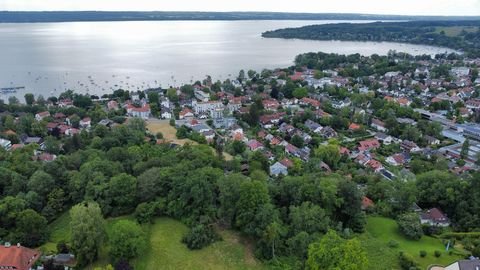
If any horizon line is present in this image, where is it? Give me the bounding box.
[0,11,479,17]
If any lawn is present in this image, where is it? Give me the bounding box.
[434,26,479,37]
[146,119,233,161]
[363,216,466,270]
[39,211,72,254]
[133,218,267,270]
[146,120,197,146]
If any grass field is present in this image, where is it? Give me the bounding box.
[40,211,71,254]
[41,213,267,270]
[133,218,267,270]
[362,216,466,270]
[146,119,233,161]
[146,120,197,146]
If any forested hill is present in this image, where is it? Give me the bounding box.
[0,11,479,23]
[262,20,480,57]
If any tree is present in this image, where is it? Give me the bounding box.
[289,202,329,234]
[24,93,35,105]
[291,135,305,148]
[182,223,219,250]
[236,180,272,237]
[109,220,146,262]
[307,230,368,270]
[461,139,470,159]
[70,202,106,266]
[166,88,178,102]
[397,213,423,240]
[293,87,308,99]
[315,143,341,169]
[14,209,48,247]
[108,173,137,216]
[231,140,246,155]
[28,170,55,197]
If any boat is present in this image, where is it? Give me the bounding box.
[0,86,25,93]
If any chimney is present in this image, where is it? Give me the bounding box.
[17,243,20,248]
[4,242,11,248]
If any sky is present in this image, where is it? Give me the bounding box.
[0,0,479,16]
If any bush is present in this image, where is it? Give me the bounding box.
[169,119,175,126]
[388,240,399,248]
[397,213,424,240]
[182,224,220,250]
[419,250,427,257]
[398,252,419,270]
[434,250,441,257]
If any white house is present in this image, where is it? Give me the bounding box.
[270,162,288,176]
[0,138,12,150]
[194,90,210,102]
[126,104,151,119]
[35,111,50,121]
[79,117,91,129]
[371,118,387,132]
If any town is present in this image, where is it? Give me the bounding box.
[2,50,480,270]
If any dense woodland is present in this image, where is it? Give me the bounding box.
[263,20,480,58]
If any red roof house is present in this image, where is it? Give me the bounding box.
[358,139,381,152]
[0,244,40,270]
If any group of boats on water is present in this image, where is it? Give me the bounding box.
[2,71,174,96]
[0,86,25,94]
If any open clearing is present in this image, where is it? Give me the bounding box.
[41,214,267,270]
[362,216,466,270]
[146,119,233,161]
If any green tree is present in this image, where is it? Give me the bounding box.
[109,220,146,262]
[289,202,329,234]
[293,87,308,99]
[397,213,423,240]
[108,173,137,216]
[307,230,368,270]
[28,170,55,197]
[315,143,341,169]
[236,180,272,237]
[70,202,106,266]
[291,135,305,148]
[24,93,35,105]
[14,209,48,247]
[461,139,470,159]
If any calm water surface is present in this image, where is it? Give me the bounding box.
[0,20,456,98]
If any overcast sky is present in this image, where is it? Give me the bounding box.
[1,0,479,16]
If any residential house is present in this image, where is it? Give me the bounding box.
[400,140,421,153]
[445,259,480,270]
[424,135,441,145]
[194,90,210,102]
[126,104,151,119]
[375,133,393,145]
[270,162,288,176]
[0,243,40,270]
[79,117,91,129]
[35,111,50,121]
[358,139,381,152]
[420,208,450,227]
[300,97,321,109]
[319,126,337,139]
[161,107,173,119]
[371,118,387,132]
[107,100,119,111]
[0,138,12,150]
[305,119,323,133]
[386,152,411,166]
[262,99,280,111]
[179,108,194,120]
[349,123,362,132]
[247,140,264,151]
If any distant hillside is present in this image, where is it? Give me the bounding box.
[262,20,480,57]
[0,11,479,23]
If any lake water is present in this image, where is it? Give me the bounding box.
[0,20,456,98]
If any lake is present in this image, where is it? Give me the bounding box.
[0,20,456,98]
